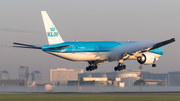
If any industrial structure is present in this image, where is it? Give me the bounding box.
[142,71,168,86]
[142,71,168,81]
[78,70,140,87]
[50,68,83,84]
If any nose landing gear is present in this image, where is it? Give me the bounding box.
[152,58,158,67]
[152,64,156,67]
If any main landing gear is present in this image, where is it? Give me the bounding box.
[86,65,97,71]
[152,58,158,67]
[86,61,98,71]
[114,63,126,71]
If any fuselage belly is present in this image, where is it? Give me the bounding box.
[47,52,109,61]
[46,51,161,62]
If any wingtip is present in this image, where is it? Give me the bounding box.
[171,38,175,42]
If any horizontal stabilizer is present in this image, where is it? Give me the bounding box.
[13,42,42,49]
[13,46,41,49]
[14,42,37,47]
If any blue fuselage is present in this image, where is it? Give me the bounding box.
[42,41,163,55]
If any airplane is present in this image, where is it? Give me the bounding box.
[13,11,175,71]
[28,81,36,87]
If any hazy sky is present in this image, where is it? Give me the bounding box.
[0,0,179,81]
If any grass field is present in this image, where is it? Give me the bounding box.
[0,94,180,101]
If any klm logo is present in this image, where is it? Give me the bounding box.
[47,26,58,37]
[47,32,59,37]
[50,26,55,31]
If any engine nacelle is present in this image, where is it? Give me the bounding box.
[137,53,154,65]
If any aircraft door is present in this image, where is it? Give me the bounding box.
[72,46,76,53]
[96,46,99,53]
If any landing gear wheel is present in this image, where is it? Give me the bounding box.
[122,65,126,69]
[117,66,122,71]
[89,66,93,71]
[114,67,118,71]
[94,65,97,69]
[152,64,156,67]
[86,61,99,71]
[92,65,97,70]
[86,67,89,71]
[86,66,93,71]
[114,64,126,71]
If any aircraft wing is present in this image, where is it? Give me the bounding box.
[108,38,175,61]
[132,38,175,56]
[13,42,44,49]
[149,38,175,50]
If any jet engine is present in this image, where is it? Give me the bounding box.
[137,52,154,65]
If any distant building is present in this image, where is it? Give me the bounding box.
[79,77,108,86]
[78,72,92,78]
[28,74,32,83]
[142,71,168,81]
[145,79,163,85]
[0,79,27,86]
[50,68,83,84]
[0,70,10,79]
[18,66,29,80]
[92,72,107,78]
[78,70,140,87]
[32,71,42,84]
[142,71,168,86]
[106,71,139,87]
[168,71,180,86]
